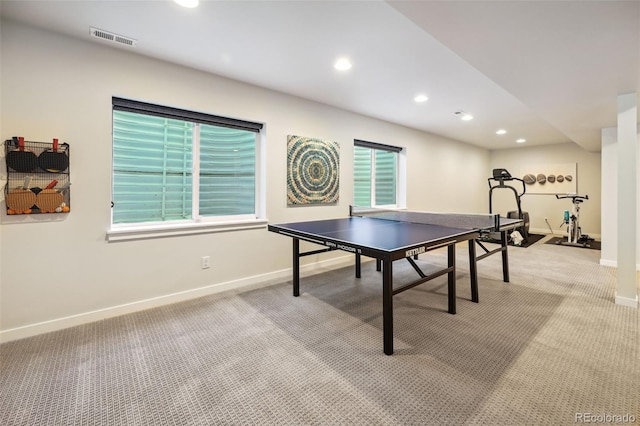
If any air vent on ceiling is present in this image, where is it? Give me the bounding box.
[90,27,137,47]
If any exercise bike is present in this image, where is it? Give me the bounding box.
[487,168,530,245]
[555,194,593,247]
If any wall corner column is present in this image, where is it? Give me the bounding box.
[615,92,639,308]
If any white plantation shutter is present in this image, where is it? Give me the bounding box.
[112,112,193,223]
[199,124,255,216]
[374,149,396,206]
[353,146,372,207]
[353,140,400,207]
[112,98,261,225]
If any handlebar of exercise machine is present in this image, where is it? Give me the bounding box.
[555,194,589,203]
[488,168,526,198]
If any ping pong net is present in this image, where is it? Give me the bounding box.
[350,205,500,231]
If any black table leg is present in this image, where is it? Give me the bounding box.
[355,252,361,278]
[501,230,510,282]
[293,238,300,297]
[448,244,456,314]
[382,258,393,355]
[376,259,381,271]
[468,240,479,303]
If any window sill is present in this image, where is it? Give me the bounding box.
[107,218,268,242]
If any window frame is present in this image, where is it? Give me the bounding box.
[353,139,406,209]
[107,98,267,242]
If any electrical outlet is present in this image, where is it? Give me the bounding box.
[201,256,210,269]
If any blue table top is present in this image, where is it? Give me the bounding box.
[269,216,478,252]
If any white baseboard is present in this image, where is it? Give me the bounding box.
[599,259,640,270]
[615,293,639,309]
[527,227,553,236]
[599,259,617,268]
[0,254,357,343]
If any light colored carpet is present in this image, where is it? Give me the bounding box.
[1,237,638,425]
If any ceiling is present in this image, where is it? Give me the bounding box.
[1,0,638,152]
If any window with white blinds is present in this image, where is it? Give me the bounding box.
[353,140,402,208]
[111,98,262,229]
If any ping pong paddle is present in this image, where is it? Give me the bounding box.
[35,180,64,213]
[29,179,56,196]
[38,138,69,173]
[6,176,37,214]
[6,137,38,173]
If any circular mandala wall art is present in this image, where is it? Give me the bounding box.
[287,135,340,205]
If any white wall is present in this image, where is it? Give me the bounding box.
[0,21,490,340]
[490,143,602,237]
[600,126,640,268]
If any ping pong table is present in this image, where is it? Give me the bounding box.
[268,206,523,355]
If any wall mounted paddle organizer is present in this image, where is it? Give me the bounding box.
[4,137,71,215]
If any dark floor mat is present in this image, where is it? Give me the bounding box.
[480,233,545,248]
[518,233,546,248]
[545,236,601,250]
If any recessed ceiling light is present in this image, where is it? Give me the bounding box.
[496,129,507,135]
[334,58,352,71]
[414,94,428,103]
[174,0,199,7]
[453,111,473,121]
[516,138,526,144]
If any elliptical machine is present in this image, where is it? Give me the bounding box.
[555,194,593,247]
[488,169,530,244]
